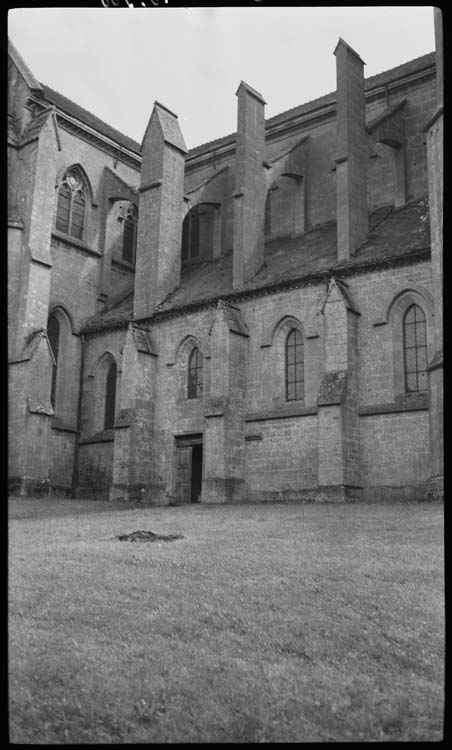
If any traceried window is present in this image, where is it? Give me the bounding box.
[56,168,87,240]
[286,328,304,401]
[47,314,60,408]
[122,204,138,264]
[403,304,427,393]
[104,362,117,430]
[187,347,203,399]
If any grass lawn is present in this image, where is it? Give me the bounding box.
[9,498,444,743]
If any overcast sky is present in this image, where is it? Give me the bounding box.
[8,6,436,151]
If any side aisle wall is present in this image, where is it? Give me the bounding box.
[100,256,433,504]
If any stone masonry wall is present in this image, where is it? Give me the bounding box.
[360,410,430,490]
[77,328,126,492]
[244,415,318,501]
[49,429,76,494]
[78,441,114,498]
[147,308,215,498]
[45,128,139,494]
[9,47,436,499]
[141,257,433,503]
[346,261,433,405]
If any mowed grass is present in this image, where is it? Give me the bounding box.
[9,498,444,743]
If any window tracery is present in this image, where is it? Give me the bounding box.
[56,168,87,240]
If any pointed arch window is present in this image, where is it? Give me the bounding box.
[104,362,117,430]
[47,314,60,408]
[286,328,304,401]
[122,204,138,263]
[403,304,427,393]
[56,168,87,240]
[188,347,203,399]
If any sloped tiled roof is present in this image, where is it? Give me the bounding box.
[42,84,142,155]
[84,200,430,333]
[187,52,435,160]
[83,289,135,332]
[38,52,434,162]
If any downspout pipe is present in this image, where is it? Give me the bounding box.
[71,332,85,498]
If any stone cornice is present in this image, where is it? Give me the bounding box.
[359,394,428,415]
[245,405,318,422]
[144,247,431,324]
[79,430,115,445]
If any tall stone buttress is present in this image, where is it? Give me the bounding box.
[203,300,249,502]
[317,279,361,502]
[334,38,368,261]
[133,102,187,319]
[232,81,267,289]
[8,41,60,495]
[110,324,161,504]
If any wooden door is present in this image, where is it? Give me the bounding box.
[176,445,192,504]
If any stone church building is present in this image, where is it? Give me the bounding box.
[8,19,443,505]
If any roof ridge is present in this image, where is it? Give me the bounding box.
[187,51,435,158]
[36,50,434,163]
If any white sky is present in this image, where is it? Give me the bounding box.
[8,6,436,151]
